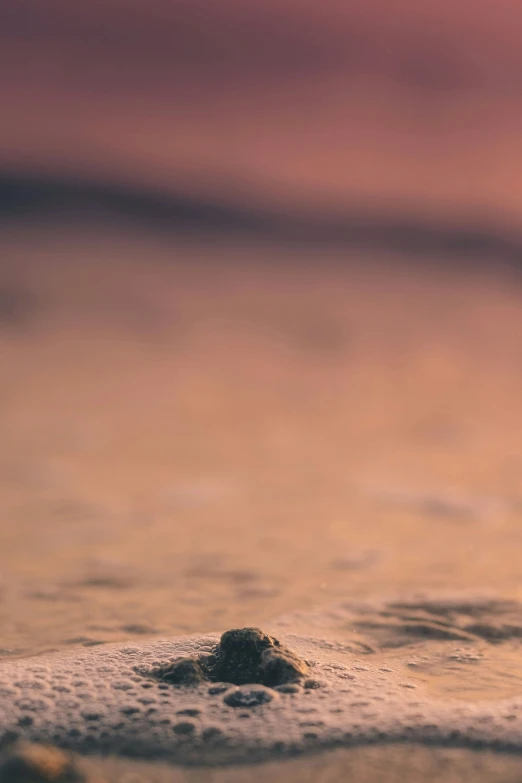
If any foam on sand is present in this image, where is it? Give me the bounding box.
[3,597,522,766]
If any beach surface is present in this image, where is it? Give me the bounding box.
[1,219,522,779]
[3,0,522,777]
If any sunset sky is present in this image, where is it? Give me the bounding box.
[2,1,522,221]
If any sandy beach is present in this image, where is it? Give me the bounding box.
[1,218,522,779]
[3,1,522,778]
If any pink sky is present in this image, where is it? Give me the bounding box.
[3,0,522,89]
[2,1,522,221]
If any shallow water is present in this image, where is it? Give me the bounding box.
[1,221,522,777]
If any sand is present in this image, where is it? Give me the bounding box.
[78,746,522,783]
[7,744,522,783]
[1,219,522,779]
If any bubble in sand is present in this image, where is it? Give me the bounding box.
[223,685,276,708]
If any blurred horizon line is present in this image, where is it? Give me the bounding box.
[1,168,521,265]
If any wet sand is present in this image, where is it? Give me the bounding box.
[1,220,522,778]
[79,746,522,783]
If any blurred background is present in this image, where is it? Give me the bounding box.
[2,0,522,219]
[1,0,522,659]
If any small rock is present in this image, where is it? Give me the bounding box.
[209,627,308,687]
[145,627,308,690]
[153,658,206,686]
[258,648,309,686]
